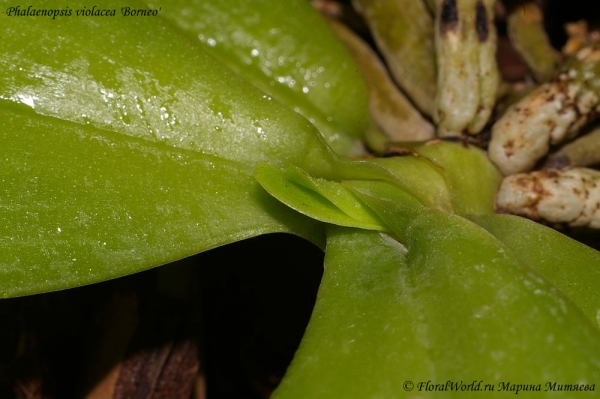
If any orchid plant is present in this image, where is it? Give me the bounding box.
[2,0,600,397]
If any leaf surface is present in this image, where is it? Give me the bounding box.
[469,213,600,330]
[144,0,371,155]
[0,105,326,297]
[0,0,367,296]
[274,211,600,398]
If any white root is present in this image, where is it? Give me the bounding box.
[496,167,600,229]
[434,0,499,137]
[489,44,600,176]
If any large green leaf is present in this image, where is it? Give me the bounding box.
[274,218,600,398]
[147,0,371,155]
[0,105,324,297]
[0,0,334,171]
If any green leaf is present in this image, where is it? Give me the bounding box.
[1,0,374,296]
[254,163,393,232]
[0,106,325,297]
[383,141,502,214]
[371,153,455,212]
[469,213,600,330]
[274,215,600,398]
[0,0,338,173]
[144,0,371,155]
[413,141,501,215]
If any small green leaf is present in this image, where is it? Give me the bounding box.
[254,164,390,232]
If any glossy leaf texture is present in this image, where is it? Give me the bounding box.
[144,0,371,155]
[0,0,391,297]
[1,0,337,171]
[274,215,600,398]
[0,105,322,297]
